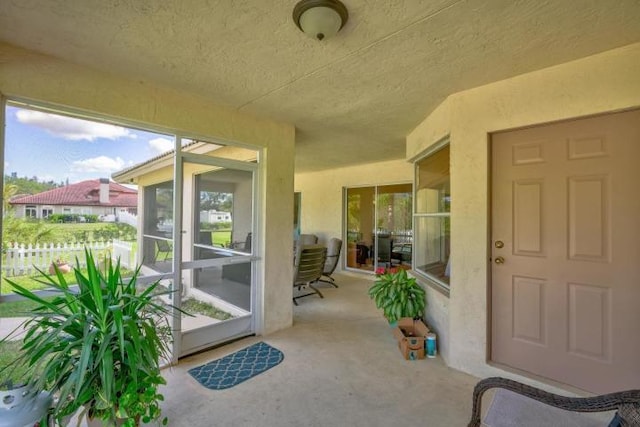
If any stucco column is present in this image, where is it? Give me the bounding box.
[260,130,296,334]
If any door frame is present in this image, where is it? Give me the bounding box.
[342,182,413,274]
[173,146,261,358]
[487,109,640,390]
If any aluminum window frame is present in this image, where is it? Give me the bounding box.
[412,138,451,295]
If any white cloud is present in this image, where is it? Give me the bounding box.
[16,110,135,141]
[71,156,125,173]
[149,137,174,154]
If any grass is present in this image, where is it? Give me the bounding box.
[47,222,105,233]
[2,270,78,293]
[0,341,29,386]
[0,295,233,321]
[0,297,53,317]
[1,261,133,294]
[44,222,137,242]
[212,230,231,247]
[182,298,233,320]
[199,230,231,247]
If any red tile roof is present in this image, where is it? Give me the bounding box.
[9,179,137,207]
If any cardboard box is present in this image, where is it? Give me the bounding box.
[392,318,430,360]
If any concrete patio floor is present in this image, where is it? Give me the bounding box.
[158,272,479,426]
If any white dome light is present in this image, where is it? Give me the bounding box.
[293,0,349,41]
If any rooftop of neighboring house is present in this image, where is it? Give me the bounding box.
[9,179,137,207]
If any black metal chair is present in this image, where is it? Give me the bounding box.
[292,244,327,305]
[376,235,392,268]
[230,232,252,253]
[468,377,640,427]
[154,239,172,262]
[319,238,342,288]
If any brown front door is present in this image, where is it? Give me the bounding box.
[491,109,640,393]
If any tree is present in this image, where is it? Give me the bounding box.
[199,191,232,212]
[2,183,52,248]
[3,183,18,212]
[4,175,58,196]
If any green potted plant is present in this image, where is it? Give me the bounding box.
[368,267,426,324]
[6,249,176,426]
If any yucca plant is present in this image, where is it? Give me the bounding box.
[368,268,426,323]
[5,249,176,426]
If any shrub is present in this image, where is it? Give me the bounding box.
[48,213,97,223]
[368,268,426,323]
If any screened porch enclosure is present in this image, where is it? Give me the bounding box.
[131,140,260,357]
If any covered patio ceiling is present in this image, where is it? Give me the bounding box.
[1,0,639,172]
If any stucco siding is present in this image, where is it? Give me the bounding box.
[407,42,640,384]
[295,158,413,244]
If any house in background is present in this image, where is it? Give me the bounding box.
[9,178,137,221]
[200,210,232,224]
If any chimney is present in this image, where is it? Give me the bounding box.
[99,178,110,204]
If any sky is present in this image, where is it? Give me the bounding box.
[4,105,175,184]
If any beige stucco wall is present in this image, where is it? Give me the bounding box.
[295,158,416,342]
[295,158,413,243]
[295,158,453,361]
[407,42,640,382]
[0,42,296,335]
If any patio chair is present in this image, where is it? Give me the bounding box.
[376,235,393,268]
[468,377,640,427]
[230,232,252,252]
[293,244,327,305]
[319,237,342,288]
[298,233,318,245]
[155,239,172,262]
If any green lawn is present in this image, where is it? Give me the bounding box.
[182,298,233,320]
[199,230,231,247]
[0,340,29,386]
[0,294,231,321]
[0,298,52,317]
[48,222,105,232]
[2,263,133,295]
[212,230,231,247]
[4,221,137,246]
[2,270,78,294]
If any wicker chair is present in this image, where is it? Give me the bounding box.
[468,377,640,427]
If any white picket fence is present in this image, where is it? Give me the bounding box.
[117,211,138,228]
[112,239,137,270]
[2,240,136,277]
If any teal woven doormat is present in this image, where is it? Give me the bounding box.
[188,342,284,390]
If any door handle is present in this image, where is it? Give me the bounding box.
[494,256,505,264]
[495,240,504,248]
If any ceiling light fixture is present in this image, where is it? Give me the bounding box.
[293,0,349,41]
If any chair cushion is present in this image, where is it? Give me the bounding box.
[608,412,621,427]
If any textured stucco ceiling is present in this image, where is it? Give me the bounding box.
[1,0,640,172]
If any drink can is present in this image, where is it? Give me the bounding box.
[426,333,437,358]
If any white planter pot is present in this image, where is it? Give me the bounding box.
[0,384,30,410]
[0,385,52,427]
